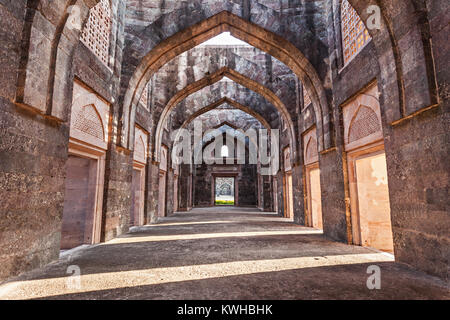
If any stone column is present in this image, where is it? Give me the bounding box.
[145,161,160,224]
[165,168,174,215]
[276,171,284,216]
[178,164,192,211]
[262,174,273,212]
[102,146,133,242]
[256,163,264,210]
[319,150,348,243]
[291,163,305,225]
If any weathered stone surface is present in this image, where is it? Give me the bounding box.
[0,0,448,285]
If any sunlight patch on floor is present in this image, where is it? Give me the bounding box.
[108,230,324,244]
[0,253,394,300]
[137,220,237,227]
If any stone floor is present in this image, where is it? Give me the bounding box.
[0,207,448,300]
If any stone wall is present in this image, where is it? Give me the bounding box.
[0,96,69,280]
[193,164,257,207]
[0,0,128,281]
[0,0,448,282]
[238,164,258,206]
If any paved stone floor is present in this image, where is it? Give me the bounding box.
[0,207,448,300]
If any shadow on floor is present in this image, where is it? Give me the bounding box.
[31,262,449,300]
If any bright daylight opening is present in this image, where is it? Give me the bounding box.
[219,76,233,82]
[215,177,235,206]
[221,145,229,157]
[200,32,251,46]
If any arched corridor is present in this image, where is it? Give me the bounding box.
[0,0,448,300]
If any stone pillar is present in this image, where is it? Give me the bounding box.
[276,171,284,217]
[262,174,273,212]
[178,164,192,211]
[166,168,175,215]
[256,164,264,210]
[193,164,212,207]
[188,172,193,209]
[291,164,305,224]
[145,161,160,223]
[320,150,348,243]
[102,146,133,242]
[0,97,70,282]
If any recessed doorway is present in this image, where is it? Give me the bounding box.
[306,164,323,229]
[348,147,394,253]
[61,152,104,250]
[131,165,145,227]
[215,177,235,206]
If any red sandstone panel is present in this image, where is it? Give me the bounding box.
[61,156,97,249]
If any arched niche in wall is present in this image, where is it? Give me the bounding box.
[302,127,323,229]
[283,147,294,219]
[342,83,383,152]
[342,82,394,253]
[61,80,111,249]
[70,81,110,149]
[131,126,148,227]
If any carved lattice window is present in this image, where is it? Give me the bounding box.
[341,0,371,64]
[80,0,111,66]
[73,104,104,140]
[348,106,380,143]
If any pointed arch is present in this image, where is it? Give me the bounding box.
[348,105,381,144]
[174,99,266,158]
[178,97,271,132]
[305,136,319,165]
[70,84,111,150]
[213,121,239,131]
[154,67,292,162]
[121,11,329,155]
[195,126,257,162]
[72,103,105,141]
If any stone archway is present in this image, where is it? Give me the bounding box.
[171,97,271,160]
[119,11,330,155]
[154,67,295,162]
[178,97,271,133]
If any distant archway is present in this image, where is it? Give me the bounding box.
[120,11,330,155]
[171,97,271,152]
[154,67,293,162]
